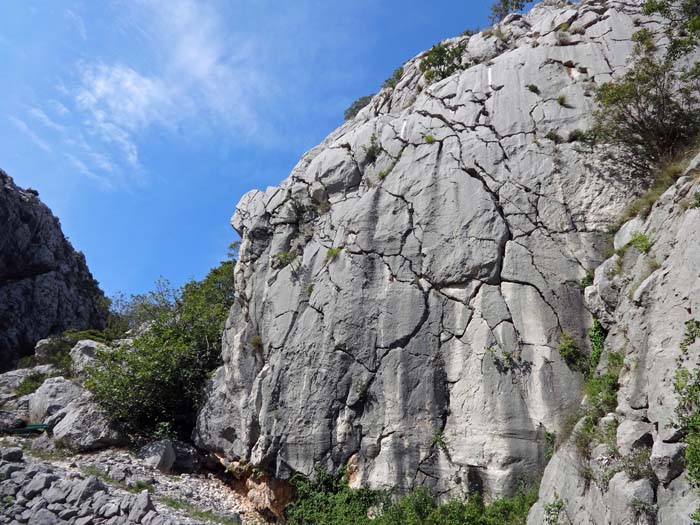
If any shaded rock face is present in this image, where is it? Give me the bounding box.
[196,0,660,499]
[528,159,700,523]
[0,170,107,371]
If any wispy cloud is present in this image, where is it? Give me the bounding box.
[64,152,111,187]
[65,9,87,41]
[9,116,52,153]
[28,107,65,132]
[67,0,273,176]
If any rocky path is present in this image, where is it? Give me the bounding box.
[0,439,269,525]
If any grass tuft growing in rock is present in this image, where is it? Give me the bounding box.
[325,247,343,264]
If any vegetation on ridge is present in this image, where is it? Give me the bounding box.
[85,257,236,438]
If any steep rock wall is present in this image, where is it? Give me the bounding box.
[196,0,656,499]
[528,160,700,523]
[0,169,107,371]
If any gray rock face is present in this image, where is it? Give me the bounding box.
[28,377,82,424]
[195,0,654,499]
[51,397,125,452]
[138,440,176,474]
[528,157,700,520]
[0,170,108,371]
[69,339,107,376]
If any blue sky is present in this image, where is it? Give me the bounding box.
[2,0,505,298]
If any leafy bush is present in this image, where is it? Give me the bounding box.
[85,260,235,438]
[424,134,436,144]
[383,67,404,90]
[644,0,700,58]
[592,24,700,168]
[579,271,594,290]
[629,232,652,253]
[689,191,700,208]
[557,332,588,374]
[543,491,565,525]
[587,319,607,374]
[286,467,538,525]
[617,156,689,222]
[490,0,526,23]
[345,95,374,121]
[622,447,653,480]
[15,373,49,396]
[420,43,466,84]
[286,469,385,525]
[572,350,624,459]
[545,130,563,144]
[276,251,299,269]
[526,84,540,95]
[363,134,381,164]
[568,129,588,143]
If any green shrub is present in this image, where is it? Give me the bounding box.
[527,84,540,95]
[490,0,526,23]
[579,271,594,290]
[85,260,235,438]
[568,129,588,143]
[643,0,700,58]
[286,468,384,525]
[345,95,374,121]
[556,95,571,108]
[591,29,700,168]
[557,332,588,374]
[424,134,436,144]
[545,130,563,144]
[617,156,689,222]
[286,469,537,525]
[363,134,381,164]
[276,251,299,269]
[383,67,404,90]
[629,232,652,254]
[587,319,607,375]
[543,491,565,525]
[622,447,653,480]
[689,191,700,209]
[15,373,48,396]
[325,247,343,264]
[681,319,700,353]
[420,43,466,83]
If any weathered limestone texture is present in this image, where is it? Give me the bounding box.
[528,156,700,524]
[197,0,665,502]
[0,170,107,371]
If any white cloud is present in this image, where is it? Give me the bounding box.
[65,9,87,41]
[9,116,52,153]
[64,153,111,187]
[49,100,70,116]
[68,0,274,175]
[76,63,172,132]
[28,107,65,132]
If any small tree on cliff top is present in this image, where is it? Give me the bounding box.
[490,0,526,23]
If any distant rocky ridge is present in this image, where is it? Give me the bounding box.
[194,0,700,522]
[0,169,107,371]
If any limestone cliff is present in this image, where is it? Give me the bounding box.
[196,0,678,509]
[527,159,700,523]
[0,169,107,371]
